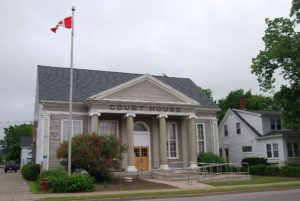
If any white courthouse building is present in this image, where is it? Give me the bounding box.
[33,65,219,171]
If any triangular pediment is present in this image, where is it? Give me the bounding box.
[87,74,199,105]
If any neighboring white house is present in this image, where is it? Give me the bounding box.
[218,107,300,166]
[20,136,32,167]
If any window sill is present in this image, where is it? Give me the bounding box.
[167,157,179,160]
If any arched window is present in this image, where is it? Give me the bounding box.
[134,122,148,131]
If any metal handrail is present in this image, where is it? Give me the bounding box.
[168,162,249,175]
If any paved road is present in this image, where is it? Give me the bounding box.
[135,188,300,201]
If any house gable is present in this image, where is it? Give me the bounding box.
[87,74,199,105]
[219,109,262,138]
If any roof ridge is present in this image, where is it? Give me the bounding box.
[38,65,191,80]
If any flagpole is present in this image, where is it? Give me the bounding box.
[68,6,75,175]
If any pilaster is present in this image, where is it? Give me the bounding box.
[188,115,197,168]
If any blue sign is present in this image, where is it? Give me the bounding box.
[43,155,48,159]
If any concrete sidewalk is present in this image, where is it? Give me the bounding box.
[1,172,300,201]
[0,171,38,201]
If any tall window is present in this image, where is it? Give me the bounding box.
[266,144,272,157]
[276,118,281,130]
[287,142,299,157]
[273,143,279,157]
[166,122,178,158]
[270,118,275,130]
[287,142,293,157]
[270,118,281,130]
[62,120,82,142]
[236,123,241,134]
[99,121,118,137]
[224,125,228,136]
[266,143,279,158]
[196,123,205,154]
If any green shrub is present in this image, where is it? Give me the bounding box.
[280,166,300,177]
[41,169,67,185]
[241,157,268,167]
[50,174,95,192]
[265,165,280,176]
[250,164,267,175]
[21,163,40,181]
[197,152,225,164]
[42,169,66,179]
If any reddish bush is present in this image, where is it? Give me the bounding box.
[57,134,126,181]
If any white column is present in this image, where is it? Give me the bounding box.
[212,119,219,154]
[89,112,101,135]
[157,114,169,170]
[125,113,137,172]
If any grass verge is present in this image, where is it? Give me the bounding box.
[205,176,300,186]
[28,181,49,194]
[38,183,300,201]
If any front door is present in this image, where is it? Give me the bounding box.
[225,148,229,163]
[134,146,149,171]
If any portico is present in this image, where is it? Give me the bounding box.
[86,102,199,171]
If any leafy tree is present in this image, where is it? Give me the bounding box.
[217,89,279,123]
[199,87,213,100]
[56,134,126,182]
[0,124,32,163]
[251,0,300,132]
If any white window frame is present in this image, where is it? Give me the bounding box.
[61,119,83,143]
[242,145,252,153]
[195,123,206,154]
[98,120,119,138]
[266,143,279,158]
[166,122,179,159]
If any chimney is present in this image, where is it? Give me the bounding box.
[240,97,246,110]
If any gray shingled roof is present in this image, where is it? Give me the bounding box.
[247,110,281,116]
[37,65,218,109]
[20,136,32,147]
[264,130,300,136]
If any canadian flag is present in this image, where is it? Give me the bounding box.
[51,16,72,33]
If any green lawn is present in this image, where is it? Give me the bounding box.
[205,176,300,186]
[38,183,300,201]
